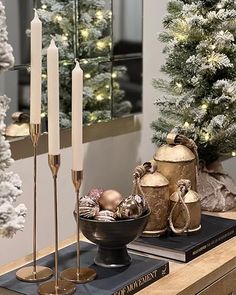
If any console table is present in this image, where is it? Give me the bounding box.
[0,210,236,295]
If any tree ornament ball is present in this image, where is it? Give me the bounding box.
[99,190,123,212]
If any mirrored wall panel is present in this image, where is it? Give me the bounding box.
[2,0,143,131]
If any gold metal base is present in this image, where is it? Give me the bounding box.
[60,267,96,284]
[16,266,53,282]
[38,280,76,295]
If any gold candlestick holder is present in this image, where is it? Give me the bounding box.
[16,124,53,283]
[38,155,76,295]
[60,170,96,283]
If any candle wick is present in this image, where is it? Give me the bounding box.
[34,8,38,18]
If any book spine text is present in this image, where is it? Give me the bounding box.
[113,263,169,295]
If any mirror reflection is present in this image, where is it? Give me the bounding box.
[2,0,143,131]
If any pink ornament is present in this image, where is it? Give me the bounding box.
[87,188,104,202]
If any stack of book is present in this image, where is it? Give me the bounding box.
[128,215,236,262]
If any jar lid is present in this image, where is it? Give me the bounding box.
[154,144,195,162]
[170,190,199,203]
[140,171,169,187]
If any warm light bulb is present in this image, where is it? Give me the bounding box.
[41,112,46,118]
[96,11,103,20]
[96,94,104,101]
[85,73,91,79]
[81,29,89,38]
[83,60,88,64]
[217,3,222,8]
[62,35,68,41]
[184,122,189,127]
[42,74,47,79]
[105,84,110,89]
[63,61,68,66]
[41,4,47,9]
[55,15,63,22]
[176,82,182,88]
[112,72,117,79]
[109,11,112,18]
[202,104,208,110]
[90,114,97,120]
[232,151,236,157]
[96,41,106,50]
[205,133,210,141]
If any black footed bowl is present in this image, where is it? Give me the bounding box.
[79,210,150,268]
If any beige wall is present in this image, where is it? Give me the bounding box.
[0,0,235,266]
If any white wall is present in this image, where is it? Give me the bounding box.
[0,0,235,266]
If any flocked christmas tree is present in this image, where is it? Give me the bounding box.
[152,0,236,165]
[37,0,131,127]
[0,1,27,238]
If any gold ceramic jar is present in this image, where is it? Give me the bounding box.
[139,171,169,236]
[169,180,201,234]
[154,134,197,195]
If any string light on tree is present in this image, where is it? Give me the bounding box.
[176,82,182,88]
[232,151,236,157]
[184,121,190,128]
[96,11,104,20]
[81,29,89,38]
[85,73,91,79]
[112,72,117,79]
[201,104,208,110]
[41,4,47,10]
[62,35,68,41]
[96,40,106,50]
[205,133,210,141]
[55,15,62,22]
[96,94,104,101]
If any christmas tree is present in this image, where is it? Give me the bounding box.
[37,0,131,127]
[0,1,27,238]
[0,1,14,71]
[151,0,236,165]
[0,95,27,238]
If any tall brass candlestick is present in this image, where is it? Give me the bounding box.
[38,155,76,295]
[60,170,96,283]
[16,124,53,282]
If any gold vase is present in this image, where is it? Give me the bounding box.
[140,171,169,236]
[154,133,197,195]
[169,180,201,234]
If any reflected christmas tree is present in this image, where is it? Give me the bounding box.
[37,0,131,127]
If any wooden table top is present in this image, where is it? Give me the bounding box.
[0,209,236,295]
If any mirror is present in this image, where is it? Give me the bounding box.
[2,0,143,130]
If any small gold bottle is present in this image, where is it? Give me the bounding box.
[169,179,201,234]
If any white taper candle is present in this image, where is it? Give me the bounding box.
[47,39,60,155]
[72,60,83,171]
[30,9,42,124]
